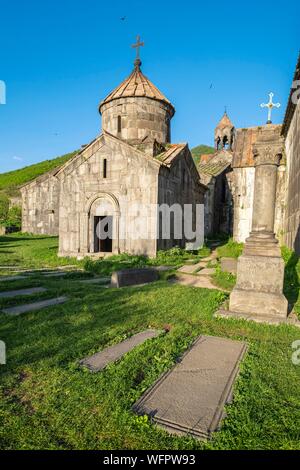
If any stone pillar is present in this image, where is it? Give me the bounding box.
[217,125,289,324]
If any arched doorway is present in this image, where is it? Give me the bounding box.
[86,193,120,254]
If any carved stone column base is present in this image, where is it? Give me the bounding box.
[217,243,288,323]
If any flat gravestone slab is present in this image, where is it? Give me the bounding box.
[221,257,238,275]
[0,276,27,282]
[0,287,47,298]
[2,296,68,316]
[111,268,159,288]
[154,266,174,272]
[43,272,68,278]
[81,329,163,372]
[133,335,247,440]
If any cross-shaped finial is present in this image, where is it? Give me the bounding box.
[132,35,144,69]
[260,92,281,124]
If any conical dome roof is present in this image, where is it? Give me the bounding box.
[99,63,175,116]
[216,112,234,129]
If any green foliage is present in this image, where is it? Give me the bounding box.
[5,206,22,230]
[191,144,215,165]
[212,265,236,291]
[0,194,9,225]
[0,150,77,195]
[217,238,244,259]
[281,246,300,316]
[84,253,149,276]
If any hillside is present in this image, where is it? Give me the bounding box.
[191,144,215,165]
[0,150,77,197]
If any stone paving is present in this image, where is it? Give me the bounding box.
[0,287,47,298]
[80,329,164,372]
[2,296,68,316]
[173,249,220,290]
[133,335,247,440]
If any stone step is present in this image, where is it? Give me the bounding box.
[80,329,164,372]
[0,287,47,298]
[133,335,247,440]
[2,296,68,316]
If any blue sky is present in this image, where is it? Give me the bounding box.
[0,0,299,173]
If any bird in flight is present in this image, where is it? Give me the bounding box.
[120,16,126,21]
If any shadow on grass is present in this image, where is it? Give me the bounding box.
[284,250,300,314]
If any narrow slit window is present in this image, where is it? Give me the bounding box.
[117,115,122,133]
[103,159,107,178]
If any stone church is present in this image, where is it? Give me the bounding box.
[20,51,206,258]
[199,53,300,254]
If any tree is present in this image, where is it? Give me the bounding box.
[0,193,9,226]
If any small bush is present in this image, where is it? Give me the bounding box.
[217,238,244,259]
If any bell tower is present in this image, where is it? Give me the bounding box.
[215,111,235,151]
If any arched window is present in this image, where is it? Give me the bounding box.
[103,159,107,178]
[117,115,122,133]
[223,136,229,150]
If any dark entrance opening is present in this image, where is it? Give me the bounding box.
[94,216,113,253]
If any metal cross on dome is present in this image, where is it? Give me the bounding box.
[260,92,281,124]
[132,35,144,68]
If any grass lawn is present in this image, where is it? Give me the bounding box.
[0,235,300,450]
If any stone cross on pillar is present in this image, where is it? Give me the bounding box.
[260,93,281,124]
[216,125,289,325]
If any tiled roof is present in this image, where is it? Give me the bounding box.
[216,112,234,129]
[155,144,186,165]
[198,151,232,177]
[99,65,175,115]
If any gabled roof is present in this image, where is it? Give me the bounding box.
[99,65,175,116]
[198,150,232,178]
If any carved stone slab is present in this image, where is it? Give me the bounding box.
[133,335,247,440]
[111,268,159,288]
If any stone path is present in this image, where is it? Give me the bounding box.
[2,296,68,316]
[171,273,218,290]
[0,287,47,298]
[133,335,247,440]
[80,329,163,372]
[177,261,206,274]
[173,248,222,290]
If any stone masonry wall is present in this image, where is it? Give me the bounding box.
[284,99,300,254]
[20,173,60,235]
[101,97,172,144]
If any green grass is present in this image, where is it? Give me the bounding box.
[217,238,244,259]
[0,233,82,270]
[0,151,77,198]
[1,236,300,450]
[191,144,215,165]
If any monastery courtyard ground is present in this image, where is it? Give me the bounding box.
[0,234,300,450]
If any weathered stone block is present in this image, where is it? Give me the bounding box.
[111,268,159,288]
[221,257,237,275]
